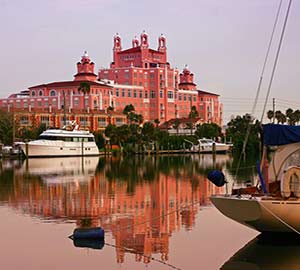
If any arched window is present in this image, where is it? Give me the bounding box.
[39,90,43,96]
[31,90,36,96]
[50,90,56,96]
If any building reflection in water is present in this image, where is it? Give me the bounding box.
[0,155,231,265]
[221,233,300,270]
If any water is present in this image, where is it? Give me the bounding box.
[0,154,297,270]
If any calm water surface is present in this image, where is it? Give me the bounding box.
[1,155,297,270]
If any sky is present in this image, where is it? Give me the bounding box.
[0,0,299,123]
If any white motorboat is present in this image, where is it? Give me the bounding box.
[210,124,300,233]
[190,138,232,153]
[19,124,99,157]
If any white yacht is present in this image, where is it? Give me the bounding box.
[190,138,232,153]
[19,125,99,157]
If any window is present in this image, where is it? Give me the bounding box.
[133,90,137,98]
[31,90,36,96]
[122,89,125,97]
[74,98,79,107]
[50,90,56,96]
[160,90,163,98]
[145,91,148,98]
[128,89,131,97]
[37,101,42,107]
[193,96,197,102]
[139,90,143,98]
[41,116,49,125]
[184,95,186,101]
[98,117,106,127]
[30,101,34,108]
[44,100,48,107]
[24,102,28,108]
[168,91,173,99]
[20,116,29,125]
[39,90,43,96]
[116,88,119,97]
[150,90,155,98]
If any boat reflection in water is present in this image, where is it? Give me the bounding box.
[18,156,99,186]
[221,233,300,270]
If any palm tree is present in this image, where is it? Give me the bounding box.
[154,118,160,128]
[188,105,199,135]
[286,108,294,125]
[275,110,282,124]
[267,110,274,123]
[173,118,181,135]
[123,104,135,115]
[78,82,91,130]
[294,110,300,124]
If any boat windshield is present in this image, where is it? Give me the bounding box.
[200,139,213,144]
[39,135,94,142]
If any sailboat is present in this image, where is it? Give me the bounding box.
[210,0,299,234]
[211,124,300,233]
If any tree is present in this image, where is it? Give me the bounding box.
[173,118,181,135]
[123,104,135,115]
[188,105,199,135]
[275,110,285,124]
[294,110,300,124]
[78,82,91,130]
[188,105,199,119]
[267,110,274,123]
[226,114,261,156]
[0,110,14,145]
[195,123,222,139]
[142,122,155,144]
[286,108,297,125]
[154,118,160,128]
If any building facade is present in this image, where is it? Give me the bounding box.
[99,32,223,124]
[0,32,223,131]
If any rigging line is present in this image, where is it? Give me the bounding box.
[105,242,184,270]
[233,0,284,186]
[260,0,293,122]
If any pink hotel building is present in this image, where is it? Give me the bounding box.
[0,31,223,131]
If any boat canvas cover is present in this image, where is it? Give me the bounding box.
[263,124,300,146]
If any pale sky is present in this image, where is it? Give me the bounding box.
[0,0,299,123]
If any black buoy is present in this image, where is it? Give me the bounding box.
[69,227,105,240]
[207,170,227,187]
[73,238,105,250]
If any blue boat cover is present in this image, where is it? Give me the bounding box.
[263,124,300,146]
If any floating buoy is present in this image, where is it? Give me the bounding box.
[69,227,105,240]
[207,170,227,187]
[73,238,105,250]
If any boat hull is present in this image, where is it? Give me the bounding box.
[210,195,300,233]
[20,141,99,157]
